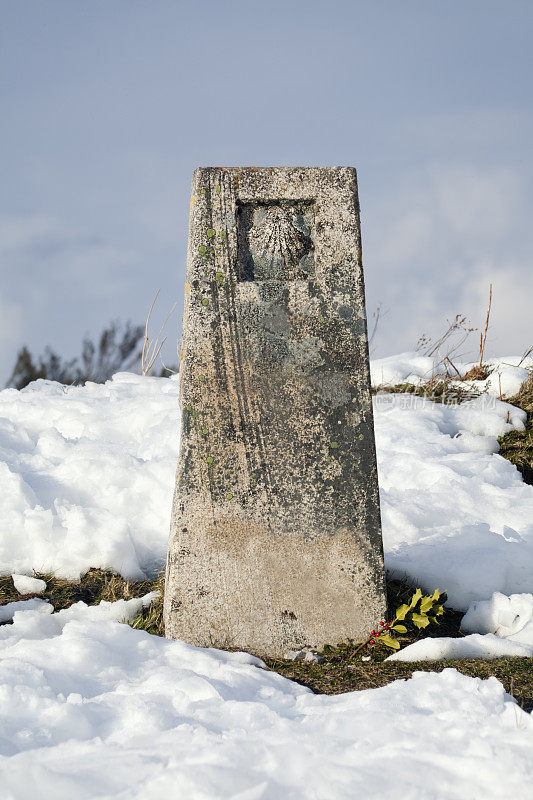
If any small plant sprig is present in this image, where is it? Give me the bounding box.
[355,588,445,656]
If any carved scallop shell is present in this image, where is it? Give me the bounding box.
[249,207,308,277]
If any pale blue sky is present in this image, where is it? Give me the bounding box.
[2,0,532,381]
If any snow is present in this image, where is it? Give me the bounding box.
[11,574,46,594]
[389,593,533,662]
[0,363,531,609]
[0,358,532,797]
[387,632,533,661]
[370,351,436,386]
[0,600,531,799]
[371,351,532,398]
[0,373,179,580]
[375,392,532,609]
[0,598,50,623]
[462,592,533,646]
[467,357,532,398]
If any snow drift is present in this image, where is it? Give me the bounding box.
[0,359,531,609]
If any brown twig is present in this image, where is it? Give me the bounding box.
[478,284,492,367]
[142,290,177,376]
[368,305,382,348]
[444,356,462,378]
[517,346,533,368]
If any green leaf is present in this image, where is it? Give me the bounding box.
[410,613,430,629]
[206,228,216,238]
[395,603,410,621]
[419,596,434,613]
[390,624,407,633]
[433,604,445,616]
[379,634,400,650]
[431,589,441,602]
[198,245,207,255]
[409,588,423,609]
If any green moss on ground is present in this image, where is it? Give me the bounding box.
[498,374,533,485]
[263,654,533,712]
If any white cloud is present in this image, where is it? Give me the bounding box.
[462,263,533,358]
[364,162,532,359]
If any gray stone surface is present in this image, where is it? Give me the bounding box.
[164,167,386,657]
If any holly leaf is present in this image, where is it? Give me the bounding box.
[379,634,400,650]
[410,613,430,629]
[409,588,423,609]
[390,624,407,633]
[395,603,410,621]
[419,596,434,613]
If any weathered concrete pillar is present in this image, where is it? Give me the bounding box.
[164,167,386,657]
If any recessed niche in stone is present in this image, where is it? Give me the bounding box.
[237,201,315,281]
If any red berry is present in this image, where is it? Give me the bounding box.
[370,639,375,644]
[379,621,384,626]
[385,625,389,630]
[371,630,376,635]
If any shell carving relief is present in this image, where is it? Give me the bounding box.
[238,203,315,281]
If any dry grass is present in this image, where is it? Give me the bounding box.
[371,379,480,404]
[498,372,533,485]
[460,364,492,381]
[142,289,177,376]
[0,568,158,612]
[128,572,165,636]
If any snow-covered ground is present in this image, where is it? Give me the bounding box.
[371,351,533,397]
[1,598,531,800]
[0,372,178,580]
[1,358,531,608]
[0,354,531,798]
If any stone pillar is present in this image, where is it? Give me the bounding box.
[164,167,386,657]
